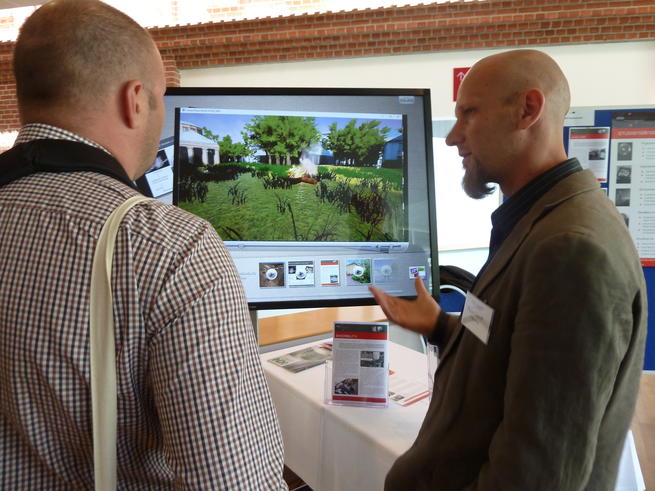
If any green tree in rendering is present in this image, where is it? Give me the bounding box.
[322,119,391,167]
[243,115,320,165]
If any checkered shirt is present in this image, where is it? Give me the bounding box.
[14,123,111,154]
[0,125,287,489]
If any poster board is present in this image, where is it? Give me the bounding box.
[564,105,655,370]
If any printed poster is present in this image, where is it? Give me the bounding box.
[609,110,655,266]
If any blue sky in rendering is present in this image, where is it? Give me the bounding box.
[179,111,404,144]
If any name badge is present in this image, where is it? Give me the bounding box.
[461,292,494,345]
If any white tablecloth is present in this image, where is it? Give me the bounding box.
[261,340,644,491]
[262,340,428,491]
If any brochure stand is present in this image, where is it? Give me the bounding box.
[324,321,389,408]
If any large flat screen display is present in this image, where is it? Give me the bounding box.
[143,88,438,309]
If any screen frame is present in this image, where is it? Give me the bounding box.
[166,86,439,309]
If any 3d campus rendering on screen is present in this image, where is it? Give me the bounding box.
[176,108,408,244]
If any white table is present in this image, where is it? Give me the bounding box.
[262,340,428,491]
[261,340,644,491]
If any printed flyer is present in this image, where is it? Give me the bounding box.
[269,342,332,373]
[567,127,610,182]
[329,321,389,407]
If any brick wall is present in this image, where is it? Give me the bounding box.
[0,0,653,131]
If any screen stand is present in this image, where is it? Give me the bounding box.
[249,309,259,342]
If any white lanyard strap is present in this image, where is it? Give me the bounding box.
[89,195,152,491]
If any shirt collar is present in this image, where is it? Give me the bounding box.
[0,135,136,191]
[488,158,583,257]
[15,123,112,155]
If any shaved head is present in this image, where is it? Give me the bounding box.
[14,0,158,119]
[447,49,571,197]
[467,49,571,125]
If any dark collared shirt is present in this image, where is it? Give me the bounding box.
[479,158,583,279]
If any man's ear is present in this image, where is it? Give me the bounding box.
[517,88,544,130]
[120,80,145,129]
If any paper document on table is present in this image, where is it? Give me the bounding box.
[329,321,389,407]
[388,372,430,406]
[269,343,332,373]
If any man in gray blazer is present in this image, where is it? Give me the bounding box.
[370,49,647,490]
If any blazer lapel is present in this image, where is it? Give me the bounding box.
[435,170,600,370]
[474,170,600,297]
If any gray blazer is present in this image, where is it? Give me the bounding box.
[386,169,647,491]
